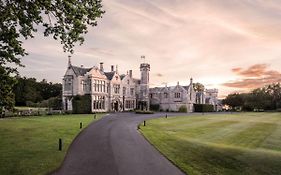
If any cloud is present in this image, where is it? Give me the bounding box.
[235,64,268,77]
[223,64,281,89]
[232,68,242,73]
[19,0,281,98]
[155,73,163,77]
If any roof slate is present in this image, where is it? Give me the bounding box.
[104,72,115,80]
[120,74,126,80]
[71,66,91,76]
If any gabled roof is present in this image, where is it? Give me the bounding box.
[183,85,190,91]
[120,74,126,80]
[104,72,115,80]
[71,66,91,76]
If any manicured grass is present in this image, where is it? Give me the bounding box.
[140,113,281,175]
[0,114,104,175]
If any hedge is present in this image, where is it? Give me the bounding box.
[72,95,91,114]
[178,105,187,112]
[194,104,214,112]
[150,104,160,111]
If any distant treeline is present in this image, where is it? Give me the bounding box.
[223,83,281,111]
[13,77,62,109]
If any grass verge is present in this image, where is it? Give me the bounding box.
[140,113,281,175]
[0,114,104,175]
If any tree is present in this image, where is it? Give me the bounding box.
[193,82,205,92]
[0,0,105,110]
[222,93,245,109]
[223,83,281,111]
[0,66,16,115]
[245,88,272,111]
[13,76,62,106]
[266,83,281,109]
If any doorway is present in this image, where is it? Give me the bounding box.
[114,101,118,111]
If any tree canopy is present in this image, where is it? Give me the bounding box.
[193,82,205,92]
[13,76,62,106]
[0,0,104,110]
[222,83,281,111]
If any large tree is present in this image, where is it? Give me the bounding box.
[223,83,281,111]
[0,0,104,111]
[193,82,205,92]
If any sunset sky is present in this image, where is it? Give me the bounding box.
[19,0,281,98]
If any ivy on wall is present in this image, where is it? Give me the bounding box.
[72,95,91,114]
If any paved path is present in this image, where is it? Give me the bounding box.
[53,112,187,175]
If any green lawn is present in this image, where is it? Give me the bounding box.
[0,114,104,175]
[140,113,281,175]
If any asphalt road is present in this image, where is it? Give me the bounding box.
[52,112,187,175]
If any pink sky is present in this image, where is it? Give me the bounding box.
[19,0,281,98]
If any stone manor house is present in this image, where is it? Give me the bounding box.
[62,59,219,113]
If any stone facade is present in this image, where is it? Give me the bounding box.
[149,79,219,112]
[62,59,150,112]
[62,59,219,113]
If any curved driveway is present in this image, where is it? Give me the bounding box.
[53,112,187,175]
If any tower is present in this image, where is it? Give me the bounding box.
[139,56,150,110]
[68,55,72,68]
[188,77,194,112]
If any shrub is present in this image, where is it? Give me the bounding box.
[178,105,187,112]
[72,95,91,114]
[135,110,154,114]
[194,104,214,112]
[48,97,62,110]
[150,104,160,111]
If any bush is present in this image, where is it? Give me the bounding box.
[135,110,154,114]
[150,104,160,111]
[178,105,187,112]
[194,104,214,112]
[48,97,62,110]
[72,95,91,114]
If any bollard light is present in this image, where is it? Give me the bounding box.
[59,138,62,151]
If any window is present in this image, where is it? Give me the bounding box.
[127,80,129,84]
[114,84,120,94]
[164,92,168,98]
[123,87,126,95]
[103,81,105,92]
[64,78,72,91]
[175,92,181,98]
[94,80,97,91]
[130,88,134,96]
[93,96,105,110]
[82,80,87,91]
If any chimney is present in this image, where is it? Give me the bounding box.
[129,70,132,78]
[100,62,104,72]
[116,65,118,73]
[190,77,193,85]
[111,65,114,72]
[68,55,72,68]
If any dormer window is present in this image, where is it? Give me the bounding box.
[175,92,181,98]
